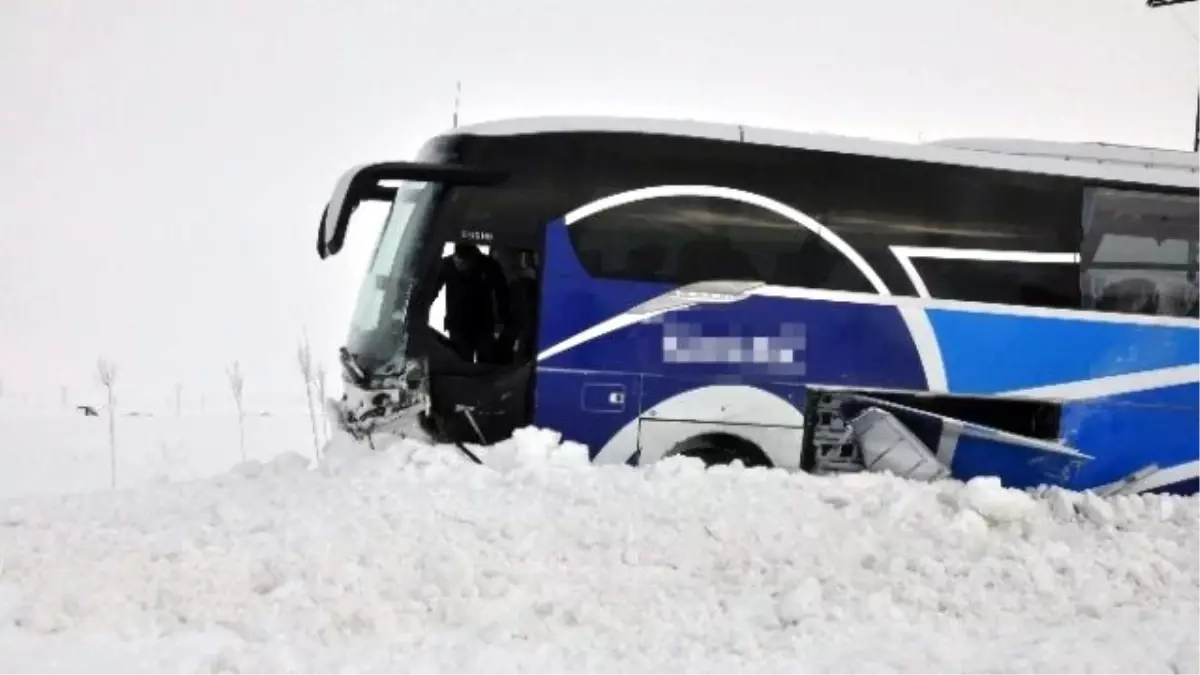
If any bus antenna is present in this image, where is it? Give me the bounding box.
[1142,0,1200,147]
[1193,91,1199,153]
[452,80,462,129]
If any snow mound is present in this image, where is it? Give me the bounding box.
[0,426,1196,673]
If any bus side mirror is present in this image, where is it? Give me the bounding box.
[318,164,397,260]
[317,204,333,259]
[316,161,508,260]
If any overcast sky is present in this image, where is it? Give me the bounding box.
[1,0,1196,409]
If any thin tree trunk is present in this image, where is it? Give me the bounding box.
[107,388,117,489]
[237,407,246,462]
[304,385,321,460]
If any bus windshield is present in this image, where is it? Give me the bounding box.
[345,180,442,377]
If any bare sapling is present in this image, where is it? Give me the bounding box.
[227,361,246,462]
[97,358,118,488]
[316,361,329,441]
[297,335,322,461]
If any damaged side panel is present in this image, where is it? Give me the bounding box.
[812,389,1092,489]
[844,406,950,482]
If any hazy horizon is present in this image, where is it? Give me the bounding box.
[2,0,1196,410]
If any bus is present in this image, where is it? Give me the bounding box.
[316,116,1199,496]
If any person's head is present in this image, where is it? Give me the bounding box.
[451,242,480,271]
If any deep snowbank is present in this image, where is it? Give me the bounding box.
[0,427,1196,673]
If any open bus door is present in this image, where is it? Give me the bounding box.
[408,242,542,448]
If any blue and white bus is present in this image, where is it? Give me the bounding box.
[318,117,1199,495]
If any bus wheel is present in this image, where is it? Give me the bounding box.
[672,432,773,469]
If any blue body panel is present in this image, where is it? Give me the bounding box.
[927,309,1199,394]
[532,219,1200,493]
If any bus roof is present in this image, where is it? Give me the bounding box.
[441,115,1199,190]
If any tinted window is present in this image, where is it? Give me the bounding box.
[821,157,1084,306]
[1081,188,1199,317]
[453,131,1091,306]
[567,195,877,292]
[911,258,1080,308]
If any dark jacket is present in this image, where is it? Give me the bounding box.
[435,254,510,334]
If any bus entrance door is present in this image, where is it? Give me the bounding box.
[415,240,541,447]
[422,362,536,446]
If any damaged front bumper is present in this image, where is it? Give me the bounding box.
[326,358,434,447]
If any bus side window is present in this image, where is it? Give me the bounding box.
[565,194,874,292]
[623,244,668,281]
[1080,188,1199,318]
[677,236,761,283]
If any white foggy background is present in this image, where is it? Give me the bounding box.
[1,0,1196,411]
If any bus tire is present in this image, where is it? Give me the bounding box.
[671,432,773,469]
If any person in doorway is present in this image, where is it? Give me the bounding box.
[434,242,510,363]
[496,250,539,363]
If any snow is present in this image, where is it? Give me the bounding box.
[0,406,316,499]
[0,418,1197,673]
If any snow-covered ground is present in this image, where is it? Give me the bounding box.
[0,413,1197,673]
